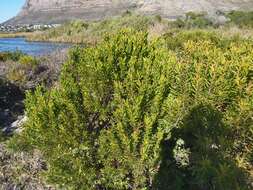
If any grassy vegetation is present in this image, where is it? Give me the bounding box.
[169,12,214,29]
[0,51,39,84]
[0,50,66,89]
[1,11,253,45]
[169,10,253,29]
[0,51,23,62]
[19,55,38,66]
[0,32,34,38]
[27,14,168,44]
[227,11,253,28]
[24,11,253,45]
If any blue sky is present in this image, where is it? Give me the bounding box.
[0,0,25,23]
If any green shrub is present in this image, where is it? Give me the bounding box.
[169,18,186,28]
[71,20,89,31]
[0,52,38,83]
[163,39,253,189]
[0,51,23,62]
[169,12,214,29]
[19,55,38,67]
[5,55,38,83]
[28,15,162,44]
[0,53,8,62]
[186,12,213,28]
[122,10,132,17]
[155,15,162,23]
[64,20,89,35]
[17,30,176,189]
[7,69,26,83]
[162,30,245,51]
[7,51,23,62]
[12,30,252,189]
[0,131,6,142]
[227,11,253,28]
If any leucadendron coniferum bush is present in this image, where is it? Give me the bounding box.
[17,29,177,189]
[12,30,252,189]
[159,36,253,190]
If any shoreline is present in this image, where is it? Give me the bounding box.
[0,32,34,38]
[0,32,84,45]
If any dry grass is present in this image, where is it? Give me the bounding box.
[148,22,169,38]
[216,26,253,39]
[0,32,35,38]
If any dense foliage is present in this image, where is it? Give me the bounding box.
[161,31,253,189]
[170,12,214,29]
[227,11,253,28]
[13,30,253,189]
[0,51,23,62]
[0,52,39,85]
[25,10,253,45]
[28,14,161,44]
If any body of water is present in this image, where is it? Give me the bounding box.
[0,38,70,56]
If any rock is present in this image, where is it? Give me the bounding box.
[215,15,229,25]
[2,115,28,134]
[12,115,28,133]
[4,0,253,25]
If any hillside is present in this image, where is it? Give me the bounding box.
[5,0,253,25]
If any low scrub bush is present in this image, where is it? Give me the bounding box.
[28,15,164,44]
[16,29,176,189]
[159,37,253,189]
[0,51,23,62]
[169,12,214,29]
[162,30,246,51]
[12,30,253,189]
[169,11,253,29]
[19,55,38,67]
[5,55,39,83]
[163,30,220,50]
[7,67,27,83]
[227,11,253,28]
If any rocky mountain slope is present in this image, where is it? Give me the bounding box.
[5,0,253,25]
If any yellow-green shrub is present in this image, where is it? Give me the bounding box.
[0,51,23,62]
[227,11,253,28]
[12,30,252,189]
[5,55,38,83]
[169,12,214,29]
[2,54,39,85]
[7,68,27,83]
[19,55,38,67]
[162,30,245,51]
[160,38,253,189]
[17,30,177,189]
[27,15,162,44]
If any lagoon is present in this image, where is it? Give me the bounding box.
[0,38,69,56]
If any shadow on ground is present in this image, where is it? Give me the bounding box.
[0,78,24,131]
[153,104,250,190]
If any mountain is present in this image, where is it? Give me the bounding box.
[5,0,253,25]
